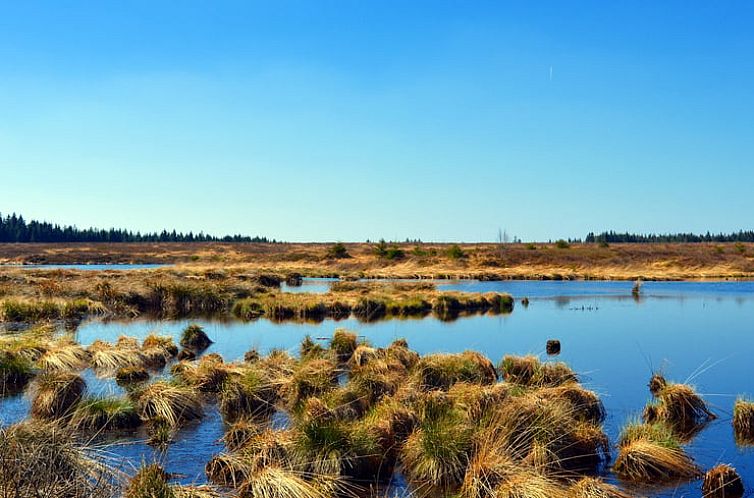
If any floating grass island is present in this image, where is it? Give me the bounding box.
[0,269,514,325]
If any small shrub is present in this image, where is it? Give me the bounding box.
[555,239,570,249]
[326,243,349,259]
[446,244,466,260]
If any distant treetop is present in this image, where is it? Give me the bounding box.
[585,230,754,244]
[0,212,275,243]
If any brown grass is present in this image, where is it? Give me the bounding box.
[702,464,744,498]
[733,398,754,445]
[3,241,754,280]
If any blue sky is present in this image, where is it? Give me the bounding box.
[1,1,752,242]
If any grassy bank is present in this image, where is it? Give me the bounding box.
[3,241,754,280]
[0,269,513,324]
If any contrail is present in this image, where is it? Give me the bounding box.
[549,66,553,81]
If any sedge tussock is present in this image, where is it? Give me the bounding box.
[71,395,142,431]
[643,374,715,435]
[613,421,699,483]
[702,464,744,498]
[29,371,86,419]
[37,343,90,372]
[237,466,330,498]
[0,421,119,498]
[125,463,173,498]
[732,398,754,445]
[134,381,203,427]
[569,477,634,498]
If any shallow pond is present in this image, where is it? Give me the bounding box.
[2,281,754,496]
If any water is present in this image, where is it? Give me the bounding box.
[2,281,754,495]
[282,276,754,298]
[0,264,170,271]
[280,277,339,293]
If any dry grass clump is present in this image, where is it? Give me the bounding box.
[569,477,634,498]
[329,329,357,362]
[613,421,700,483]
[300,335,327,359]
[133,380,203,427]
[0,350,35,394]
[0,421,118,498]
[702,464,744,498]
[414,351,497,391]
[285,358,339,410]
[222,418,261,451]
[219,364,280,421]
[643,374,715,439]
[482,393,608,473]
[36,342,90,372]
[116,366,150,385]
[237,467,330,498]
[172,355,233,393]
[401,392,475,490]
[732,397,754,445]
[88,339,145,373]
[536,383,606,424]
[125,463,174,498]
[386,339,420,369]
[29,371,86,419]
[141,333,179,368]
[180,324,213,351]
[71,395,142,431]
[208,428,295,488]
[499,355,577,387]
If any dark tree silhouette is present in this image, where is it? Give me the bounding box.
[0,212,274,243]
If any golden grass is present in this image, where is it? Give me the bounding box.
[134,381,203,427]
[0,421,119,498]
[71,395,142,431]
[237,466,330,498]
[569,477,634,498]
[613,422,699,483]
[36,343,90,372]
[29,371,86,419]
[702,464,744,498]
[732,398,754,445]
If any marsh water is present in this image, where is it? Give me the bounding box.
[2,279,754,497]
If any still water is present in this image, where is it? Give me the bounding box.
[2,280,753,496]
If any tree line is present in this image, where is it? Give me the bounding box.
[585,230,754,244]
[0,213,274,243]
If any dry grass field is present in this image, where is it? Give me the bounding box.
[1,241,754,280]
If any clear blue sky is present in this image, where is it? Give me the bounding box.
[1,1,752,242]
